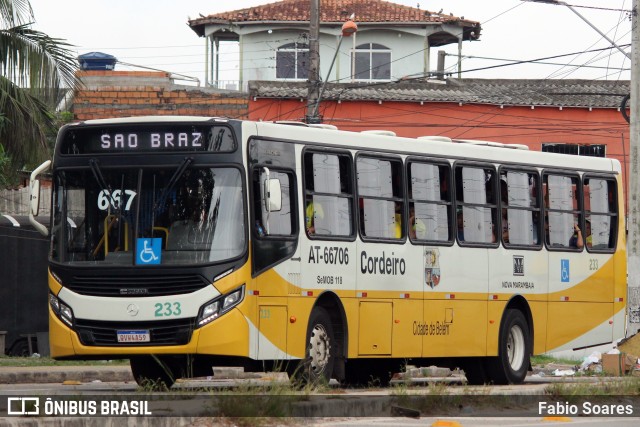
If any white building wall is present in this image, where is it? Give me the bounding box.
[237,25,428,85]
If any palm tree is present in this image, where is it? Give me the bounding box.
[0,0,80,177]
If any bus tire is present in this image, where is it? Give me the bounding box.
[301,307,335,385]
[130,355,175,389]
[485,309,530,385]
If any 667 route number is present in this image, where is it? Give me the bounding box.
[308,246,349,265]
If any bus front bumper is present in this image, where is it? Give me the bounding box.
[49,307,250,359]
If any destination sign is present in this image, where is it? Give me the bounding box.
[60,124,236,154]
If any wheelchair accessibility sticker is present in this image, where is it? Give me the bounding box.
[561,259,570,283]
[137,238,161,265]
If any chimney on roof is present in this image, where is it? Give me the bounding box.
[436,50,446,80]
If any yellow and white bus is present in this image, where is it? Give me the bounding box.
[30,116,626,386]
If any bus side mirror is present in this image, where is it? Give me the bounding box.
[29,160,51,236]
[265,178,282,212]
[30,180,40,216]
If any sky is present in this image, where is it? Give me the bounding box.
[28,0,632,86]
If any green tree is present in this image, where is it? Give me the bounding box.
[0,0,80,184]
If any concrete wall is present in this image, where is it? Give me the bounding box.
[0,186,51,217]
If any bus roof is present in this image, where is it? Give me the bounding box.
[59,116,620,175]
[252,120,620,175]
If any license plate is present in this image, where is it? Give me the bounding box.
[117,330,150,343]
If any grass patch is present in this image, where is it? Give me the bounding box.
[209,380,315,425]
[531,354,580,366]
[545,377,640,396]
[0,356,128,367]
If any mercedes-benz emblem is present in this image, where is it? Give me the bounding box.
[126,304,139,317]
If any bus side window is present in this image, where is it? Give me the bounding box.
[455,165,497,245]
[500,169,541,247]
[253,168,294,237]
[357,156,404,240]
[544,173,582,250]
[584,177,617,251]
[303,151,354,238]
[408,161,451,242]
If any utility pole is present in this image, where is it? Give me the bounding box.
[628,0,640,335]
[306,0,321,124]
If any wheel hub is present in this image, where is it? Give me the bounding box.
[507,324,525,371]
[309,323,331,374]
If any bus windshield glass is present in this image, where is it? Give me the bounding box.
[51,166,245,266]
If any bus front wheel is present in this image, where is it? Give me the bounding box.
[300,307,335,385]
[130,355,176,389]
[485,309,531,385]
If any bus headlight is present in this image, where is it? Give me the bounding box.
[49,293,74,327]
[197,285,244,327]
[198,301,220,326]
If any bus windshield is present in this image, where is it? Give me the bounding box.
[51,166,245,266]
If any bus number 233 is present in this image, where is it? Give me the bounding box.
[154,302,182,317]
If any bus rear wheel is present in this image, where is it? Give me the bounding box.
[299,307,335,385]
[130,355,176,389]
[485,309,530,385]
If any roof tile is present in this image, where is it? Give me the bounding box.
[248,79,630,109]
[190,0,477,26]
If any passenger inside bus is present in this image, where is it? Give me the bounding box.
[500,179,509,243]
[500,211,509,244]
[394,202,402,238]
[532,211,540,244]
[408,205,426,239]
[305,199,324,235]
[569,223,584,249]
[457,210,464,241]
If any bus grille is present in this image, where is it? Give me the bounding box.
[67,274,210,297]
[74,318,195,346]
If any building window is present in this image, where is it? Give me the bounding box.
[542,143,606,157]
[353,43,391,81]
[276,42,309,79]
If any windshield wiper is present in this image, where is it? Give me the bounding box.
[89,158,120,214]
[153,156,193,214]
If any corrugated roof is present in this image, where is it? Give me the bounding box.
[189,0,480,38]
[248,79,630,109]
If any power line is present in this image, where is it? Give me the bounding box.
[521,1,631,14]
